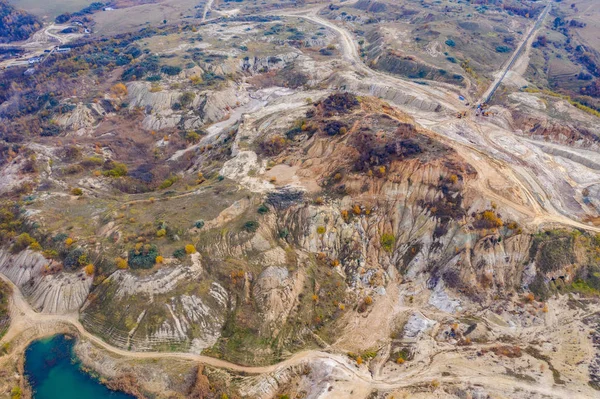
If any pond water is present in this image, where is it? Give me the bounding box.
[24,334,135,399]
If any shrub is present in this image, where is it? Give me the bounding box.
[156,229,166,237]
[161,65,182,76]
[317,226,326,235]
[155,255,164,263]
[116,257,128,269]
[11,233,36,253]
[102,161,128,177]
[445,39,456,47]
[380,233,395,252]
[179,92,196,108]
[257,204,269,214]
[260,136,287,156]
[323,120,348,136]
[64,248,84,271]
[84,264,95,276]
[321,92,359,116]
[194,220,205,229]
[173,248,186,259]
[128,244,159,269]
[81,156,103,167]
[185,131,200,143]
[71,187,83,196]
[111,83,128,97]
[65,237,73,246]
[159,175,179,189]
[185,244,196,254]
[243,221,259,233]
[496,45,511,53]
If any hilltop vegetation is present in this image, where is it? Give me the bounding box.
[0,0,40,43]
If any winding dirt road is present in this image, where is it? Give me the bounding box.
[0,273,589,398]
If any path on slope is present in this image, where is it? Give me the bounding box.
[479,1,551,104]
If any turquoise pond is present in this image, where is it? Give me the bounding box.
[24,335,135,399]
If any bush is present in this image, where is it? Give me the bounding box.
[323,120,348,136]
[84,264,95,276]
[64,248,84,271]
[496,45,511,53]
[179,92,196,108]
[173,248,186,259]
[159,175,179,189]
[185,244,196,254]
[185,131,200,143]
[71,188,83,196]
[80,156,103,167]
[194,220,205,229]
[102,161,128,177]
[243,221,259,233]
[445,39,456,47]
[161,65,182,76]
[380,233,395,252]
[11,233,36,254]
[128,244,159,269]
[257,204,269,214]
[111,83,128,97]
[116,257,128,269]
[156,228,166,237]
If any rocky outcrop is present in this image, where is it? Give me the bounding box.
[0,250,91,314]
[55,102,106,132]
[252,266,304,334]
[126,81,250,131]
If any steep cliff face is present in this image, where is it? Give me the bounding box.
[0,250,91,314]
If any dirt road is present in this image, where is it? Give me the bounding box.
[479,1,551,104]
[1,272,590,398]
[278,3,600,234]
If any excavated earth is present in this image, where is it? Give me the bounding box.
[1,2,600,399]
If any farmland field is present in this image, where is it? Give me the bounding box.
[8,0,91,19]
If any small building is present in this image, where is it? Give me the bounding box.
[56,47,72,53]
[28,56,42,64]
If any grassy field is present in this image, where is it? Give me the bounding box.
[8,0,91,19]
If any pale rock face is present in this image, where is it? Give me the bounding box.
[428,281,461,313]
[0,250,92,314]
[331,71,443,112]
[126,81,250,131]
[55,102,104,131]
[403,312,437,340]
[252,266,304,333]
[220,150,274,193]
